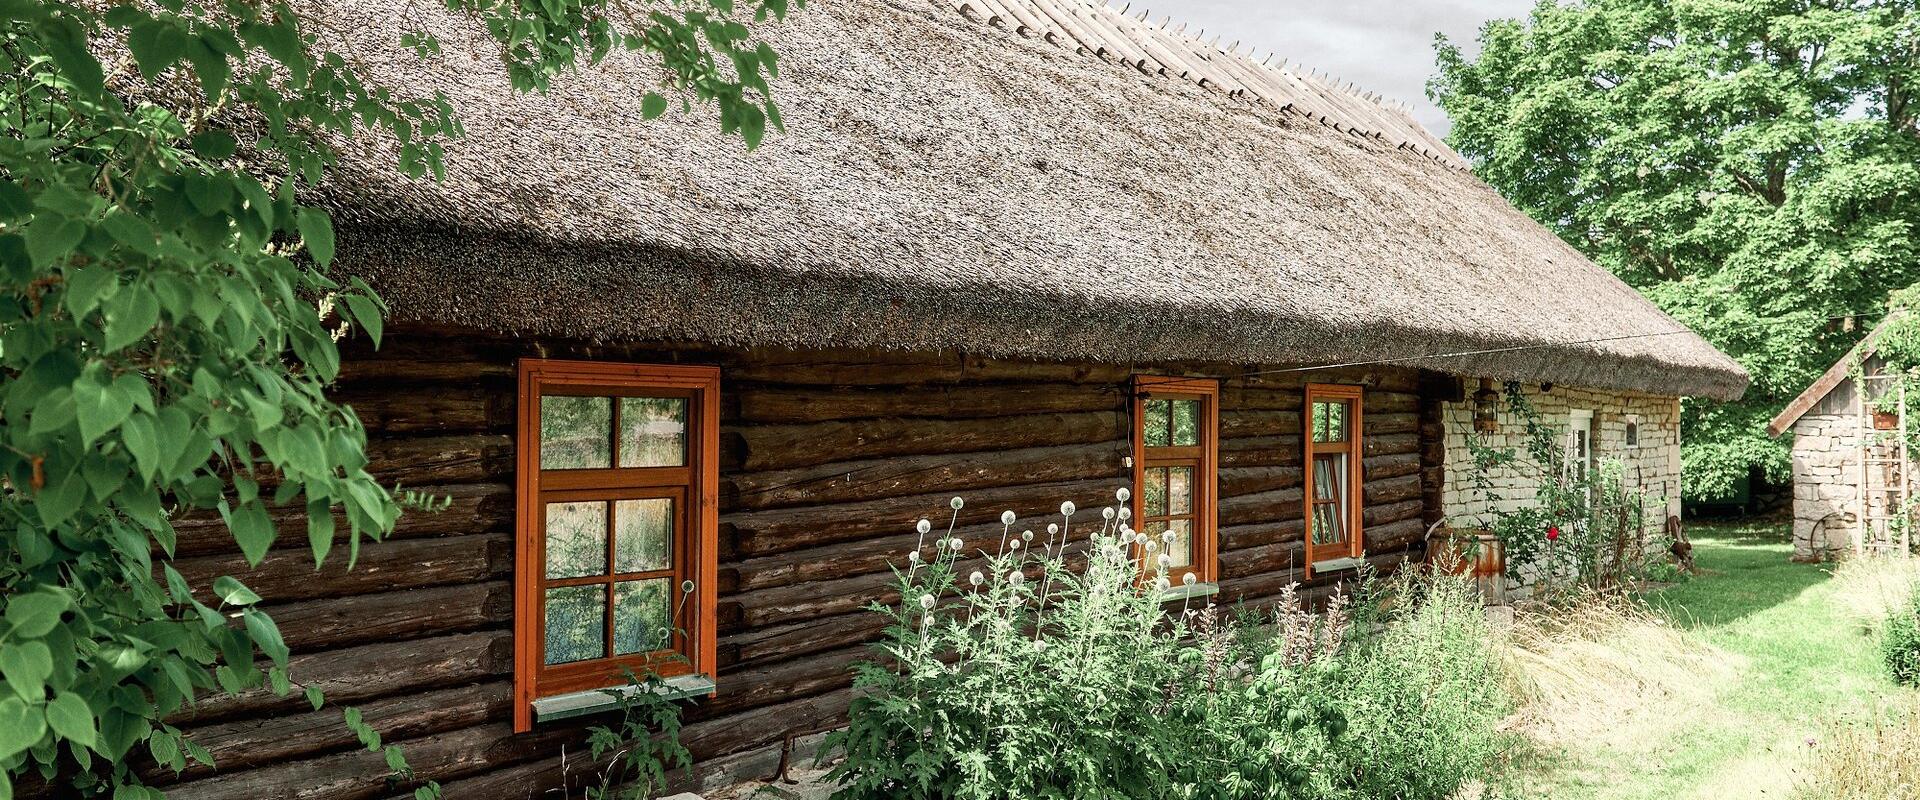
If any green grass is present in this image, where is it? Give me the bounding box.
[1523,520,1910,799]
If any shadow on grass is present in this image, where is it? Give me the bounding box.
[1650,519,1828,630]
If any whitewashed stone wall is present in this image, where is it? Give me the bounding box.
[1791,413,1861,560]
[1441,384,1683,598]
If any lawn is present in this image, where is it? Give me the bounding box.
[1521,520,1914,799]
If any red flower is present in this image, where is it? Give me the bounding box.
[1546,526,1561,542]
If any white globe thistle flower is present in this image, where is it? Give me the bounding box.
[1059,501,1076,516]
[1117,507,1132,521]
[1146,540,1159,552]
[1021,529,1035,542]
[949,537,965,551]
[916,519,932,535]
[1183,572,1198,586]
[1161,530,1177,544]
[1155,576,1171,592]
[1033,640,1049,653]
[918,594,935,610]
[1047,523,1060,535]
[950,496,965,510]
[1134,531,1149,545]
[907,550,922,564]
[1101,506,1115,520]
[1115,487,1131,502]
[1157,553,1172,570]
[969,571,984,586]
[1000,510,1016,525]
[1008,571,1025,587]
[1008,539,1023,550]
[921,615,932,628]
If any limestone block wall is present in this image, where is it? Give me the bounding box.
[1790,413,1867,560]
[1440,384,1683,597]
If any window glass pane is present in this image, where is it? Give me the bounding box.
[1312,400,1346,443]
[614,498,673,573]
[545,502,608,579]
[1144,467,1169,517]
[1312,503,1344,546]
[541,396,612,469]
[1312,454,1343,501]
[1144,400,1171,447]
[544,585,606,665]
[613,579,673,656]
[1165,519,1192,568]
[1171,400,1200,446]
[619,397,687,468]
[1168,466,1193,515]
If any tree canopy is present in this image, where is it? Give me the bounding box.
[0,0,795,796]
[1430,0,1920,497]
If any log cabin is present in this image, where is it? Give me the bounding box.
[153,0,1749,796]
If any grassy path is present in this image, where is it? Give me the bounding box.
[1527,522,1908,799]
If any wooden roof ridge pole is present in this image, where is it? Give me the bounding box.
[1118,11,1209,81]
[1164,29,1239,95]
[990,0,1050,38]
[1080,1,1160,72]
[1026,0,1098,55]
[968,0,1011,30]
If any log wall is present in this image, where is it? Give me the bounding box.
[156,328,1449,799]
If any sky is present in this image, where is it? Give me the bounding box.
[1146,0,1534,137]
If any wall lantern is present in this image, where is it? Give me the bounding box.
[1472,379,1501,434]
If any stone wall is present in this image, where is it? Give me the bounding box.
[1440,384,1683,598]
[1790,413,1877,561]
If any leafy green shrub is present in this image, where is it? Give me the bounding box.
[571,668,692,800]
[822,492,1511,800]
[1881,587,1920,686]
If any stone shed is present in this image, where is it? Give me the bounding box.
[1768,318,1910,561]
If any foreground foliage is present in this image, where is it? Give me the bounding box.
[823,495,1510,800]
[0,1,794,795]
[1430,0,1920,498]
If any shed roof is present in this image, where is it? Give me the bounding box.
[314,0,1750,400]
[1767,315,1900,436]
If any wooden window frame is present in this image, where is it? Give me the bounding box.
[1129,376,1219,586]
[1303,383,1364,576]
[514,359,719,732]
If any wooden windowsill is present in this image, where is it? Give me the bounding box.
[1158,581,1221,602]
[1311,556,1368,575]
[531,674,715,724]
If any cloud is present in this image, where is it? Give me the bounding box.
[1145,0,1533,136]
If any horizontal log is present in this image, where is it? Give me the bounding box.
[1218,551,1408,603]
[170,533,508,606]
[719,611,887,672]
[1364,391,1421,413]
[1220,466,1302,498]
[720,571,897,633]
[1362,499,1424,529]
[1366,452,1423,480]
[1365,518,1427,552]
[725,351,1134,386]
[680,686,856,761]
[734,382,1120,424]
[268,581,511,652]
[172,483,511,558]
[1219,387,1305,412]
[723,442,1124,513]
[1236,367,1421,394]
[164,721,578,800]
[1220,409,1301,438]
[1363,432,1420,457]
[1218,487,1303,528]
[1221,519,1306,551]
[336,384,512,435]
[156,682,508,782]
[722,479,1124,559]
[1222,540,1304,580]
[363,434,514,486]
[1366,413,1420,435]
[1362,474,1424,506]
[731,411,1125,472]
[702,645,866,718]
[179,631,507,724]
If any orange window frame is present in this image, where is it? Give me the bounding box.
[1303,383,1365,576]
[1129,376,1220,586]
[514,359,719,732]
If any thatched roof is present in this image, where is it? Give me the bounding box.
[316,0,1749,400]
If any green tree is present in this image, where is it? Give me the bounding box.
[1429,0,1920,497]
[0,0,796,796]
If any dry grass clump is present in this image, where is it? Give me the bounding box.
[1827,554,1920,634]
[1501,592,1740,745]
[1795,699,1920,800]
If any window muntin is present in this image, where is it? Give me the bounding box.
[515,360,718,731]
[1131,377,1218,585]
[1304,384,1364,573]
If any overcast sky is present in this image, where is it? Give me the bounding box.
[1147,0,1534,136]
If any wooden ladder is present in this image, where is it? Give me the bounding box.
[1855,373,1913,557]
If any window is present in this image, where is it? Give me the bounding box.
[1130,376,1219,586]
[1304,384,1364,574]
[1567,409,1594,481]
[1624,415,1640,449]
[514,360,719,731]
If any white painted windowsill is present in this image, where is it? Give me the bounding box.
[1311,556,1368,575]
[1158,581,1221,602]
[532,674,715,724]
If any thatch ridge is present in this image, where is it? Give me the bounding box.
[314,0,1750,401]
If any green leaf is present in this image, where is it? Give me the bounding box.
[35,468,86,528]
[36,17,103,97]
[5,591,70,639]
[24,216,84,268]
[101,211,161,257]
[306,500,335,566]
[128,19,189,80]
[339,294,384,346]
[103,289,160,353]
[224,502,277,566]
[212,576,261,607]
[642,92,669,119]
[191,129,237,161]
[242,609,289,665]
[122,413,160,482]
[0,180,30,220]
[0,698,45,761]
[296,209,335,267]
[44,693,95,750]
[1,641,52,700]
[305,685,325,711]
[185,36,230,100]
[74,370,136,447]
[63,266,116,316]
